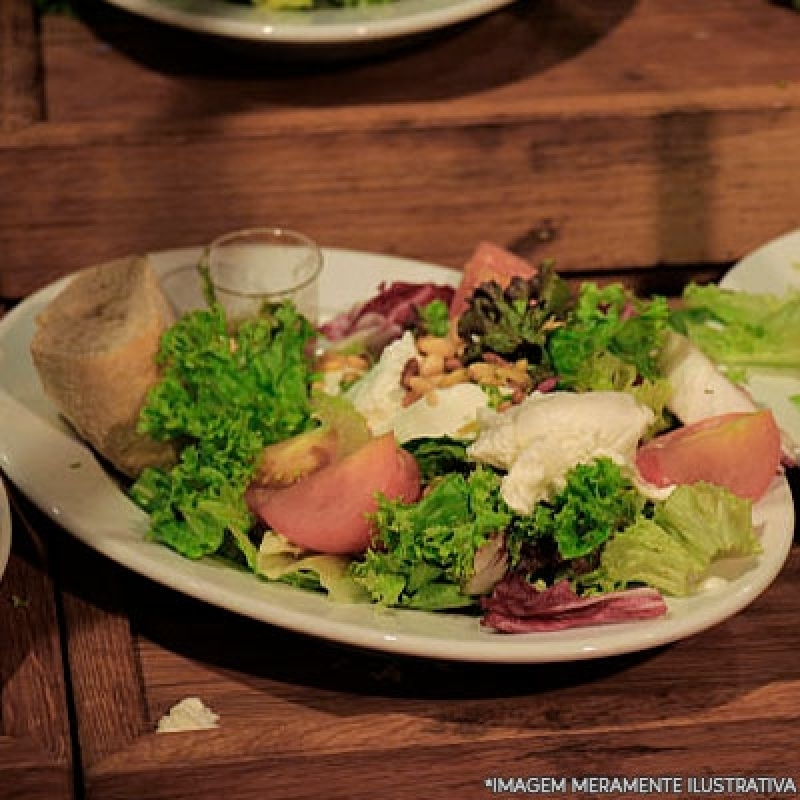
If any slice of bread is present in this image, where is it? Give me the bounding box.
[31,255,178,477]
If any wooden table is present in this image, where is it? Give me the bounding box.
[2,0,800,798]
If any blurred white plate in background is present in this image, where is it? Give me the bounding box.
[101,0,518,45]
[721,228,800,461]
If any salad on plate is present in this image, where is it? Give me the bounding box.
[83,241,794,635]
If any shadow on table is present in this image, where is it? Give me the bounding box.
[60,0,637,105]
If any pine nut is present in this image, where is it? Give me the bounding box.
[341,369,363,384]
[468,363,496,382]
[409,376,435,394]
[437,368,469,387]
[420,353,445,377]
[344,354,369,370]
[317,353,345,372]
[496,366,532,389]
[417,336,456,358]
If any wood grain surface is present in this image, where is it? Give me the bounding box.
[0,488,73,800]
[37,469,798,800]
[1,1,800,296]
[0,0,44,133]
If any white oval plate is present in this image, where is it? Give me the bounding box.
[0,247,794,662]
[101,0,517,45]
[719,227,800,461]
[0,476,10,584]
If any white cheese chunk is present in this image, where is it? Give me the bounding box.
[346,332,419,435]
[468,391,654,513]
[660,331,757,423]
[390,383,489,444]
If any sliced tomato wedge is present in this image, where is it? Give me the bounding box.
[635,410,782,501]
[247,433,420,555]
[450,242,536,319]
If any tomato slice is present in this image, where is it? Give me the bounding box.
[450,242,536,319]
[635,410,782,501]
[247,433,420,555]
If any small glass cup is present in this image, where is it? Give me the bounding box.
[205,227,323,326]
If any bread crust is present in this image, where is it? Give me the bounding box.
[31,255,178,477]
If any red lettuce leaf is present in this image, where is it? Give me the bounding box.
[319,282,454,356]
[481,576,667,633]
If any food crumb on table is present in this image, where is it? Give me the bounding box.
[156,697,220,733]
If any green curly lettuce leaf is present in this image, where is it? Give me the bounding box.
[401,436,472,483]
[414,298,451,338]
[524,458,645,561]
[549,282,671,386]
[589,483,761,596]
[131,302,317,564]
[351,467,511,609]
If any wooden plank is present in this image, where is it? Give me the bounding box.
[52,533,150,768]
[84,721,800,800]
[0,104,796,298]
[1,1,800,295]
[0,0,44,132]
[0,488,74,800]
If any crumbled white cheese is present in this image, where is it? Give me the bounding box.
[390,383,489,444]
[346,332,419,435]
[156,697,220,733]
[660,331,756,423]
[468,391,654,513]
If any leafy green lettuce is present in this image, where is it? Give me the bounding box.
[131,302,316,565]
[401,436,472,483]
[549,282,672,385]
[455,272,671,426]
[525,458,645,560]
[673,283,800,381]
[593,483,761,596]
[351,467,511,610]
[257,532,369,603]
[546,283,673,428]
[414,299,450,338]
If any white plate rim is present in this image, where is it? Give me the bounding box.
[101,0,518,44]
[0,245,794,663]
